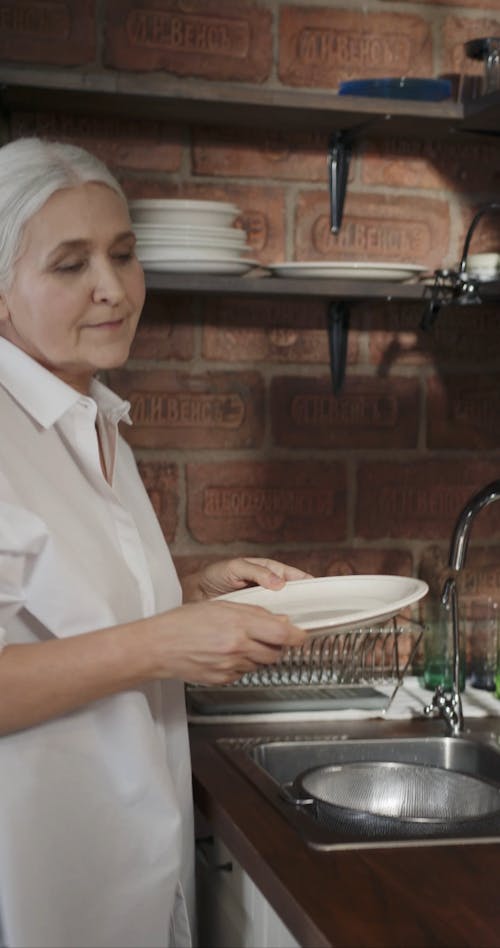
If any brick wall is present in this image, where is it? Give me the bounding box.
[5,0,500,613]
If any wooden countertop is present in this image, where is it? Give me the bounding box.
[189,715,500,947]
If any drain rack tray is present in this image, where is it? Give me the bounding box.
[187,616,423,716]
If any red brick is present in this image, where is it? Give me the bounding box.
[356,461,500,541]
[270,375,419,450]
[419,542,500,670]
[279,6,432,87]
[0,0,95,65]
[420,544,500,605]
[368,302,500,368]
[137,460,179,542]
[427,373,500,451]
[173,553,222,582]
[174,548,414,584]
[109,369,265,450]
[104,0,272,81]
[442,14,500,77]
[361,137,500,195]
[457,205,500,258]
[366,301,430,367]
[192,126,328,182]
[419,0,498,6]
[269,548,414,579]
[186,461,347,544]
[131,293,195,361]
[121,178,286,265]
[419,541,500,671]
[11,111,182,173]
[294,190,450,271]
[202,296,358,365]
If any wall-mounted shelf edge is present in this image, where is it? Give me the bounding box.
[144,271,427,300]
[0,65,487,140]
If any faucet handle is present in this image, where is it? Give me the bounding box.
[423,685,447,718]
[424,684,463,736]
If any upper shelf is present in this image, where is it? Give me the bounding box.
[144,270,428,300]
[1,65,500,142]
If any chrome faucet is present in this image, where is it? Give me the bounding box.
[424,480,500,735]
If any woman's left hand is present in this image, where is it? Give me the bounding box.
[181,557,313,603]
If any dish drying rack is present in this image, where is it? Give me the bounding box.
[186,615,424,717]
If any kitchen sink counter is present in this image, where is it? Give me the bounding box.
[189,714,500,947]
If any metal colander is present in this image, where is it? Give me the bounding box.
[289,761,500,839]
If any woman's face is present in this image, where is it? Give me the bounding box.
[0,182,146,394]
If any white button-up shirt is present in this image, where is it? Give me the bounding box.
[0,337,194,948]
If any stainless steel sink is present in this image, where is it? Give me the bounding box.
[216,734,500,850]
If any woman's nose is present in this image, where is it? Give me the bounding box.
[91,259,125,305]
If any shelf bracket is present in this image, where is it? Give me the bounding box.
[327,301,349,395]
[328,131,352,234]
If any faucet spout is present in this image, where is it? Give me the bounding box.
[449,480,500,570]
[440,576,464,735]
[425,479,500,736]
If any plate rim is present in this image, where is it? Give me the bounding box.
[216,574,428,632]
[269,261,426,273]
[129,198,240,212]
[141,258,259,273]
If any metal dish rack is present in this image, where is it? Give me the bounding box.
[186,615,424,717]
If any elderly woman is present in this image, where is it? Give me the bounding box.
[0,137,308,948]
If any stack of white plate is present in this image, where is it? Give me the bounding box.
[129,199,258,275]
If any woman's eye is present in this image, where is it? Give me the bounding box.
[56,261,86,273]
[112,251,135,264]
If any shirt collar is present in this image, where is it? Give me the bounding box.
[0,337,132,428]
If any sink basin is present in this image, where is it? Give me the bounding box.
[216,734,500,850]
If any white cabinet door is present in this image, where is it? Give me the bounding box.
[196,835,300,948]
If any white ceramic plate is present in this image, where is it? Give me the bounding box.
[216,574,428,632]
[141,258,259,274]
[129,199,240,227]
[268,262,427,281]
[136,245,247,262]
[136,235,246,249]
[133,224,247,243]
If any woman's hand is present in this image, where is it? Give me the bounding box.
[181,556,313,603]
[147,599,308,685]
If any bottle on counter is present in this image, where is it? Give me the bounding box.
[420,598,466,692]
[468,597,498,692]
[496,621,500,699]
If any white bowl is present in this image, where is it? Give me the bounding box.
[134,221,246,239]
[129,199,240,228]
[466,252,500,278]
[136,239,250,254]
[136,243,246,262]
[133,224,247,245]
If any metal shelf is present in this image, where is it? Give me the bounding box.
[1,65,499,140]
[144,270,427,300]
[0,65,471,139]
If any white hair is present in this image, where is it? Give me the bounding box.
[0,137,127,290]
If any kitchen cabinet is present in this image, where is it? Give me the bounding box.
[196,833,299,948]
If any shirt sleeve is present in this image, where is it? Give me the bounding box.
[0,474,49,635]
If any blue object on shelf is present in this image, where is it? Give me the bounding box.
[338,77,452,101]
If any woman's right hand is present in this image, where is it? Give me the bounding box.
[147,600,307,685]
[0,602,306,734]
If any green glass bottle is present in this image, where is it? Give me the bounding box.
[420,600,466,693]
